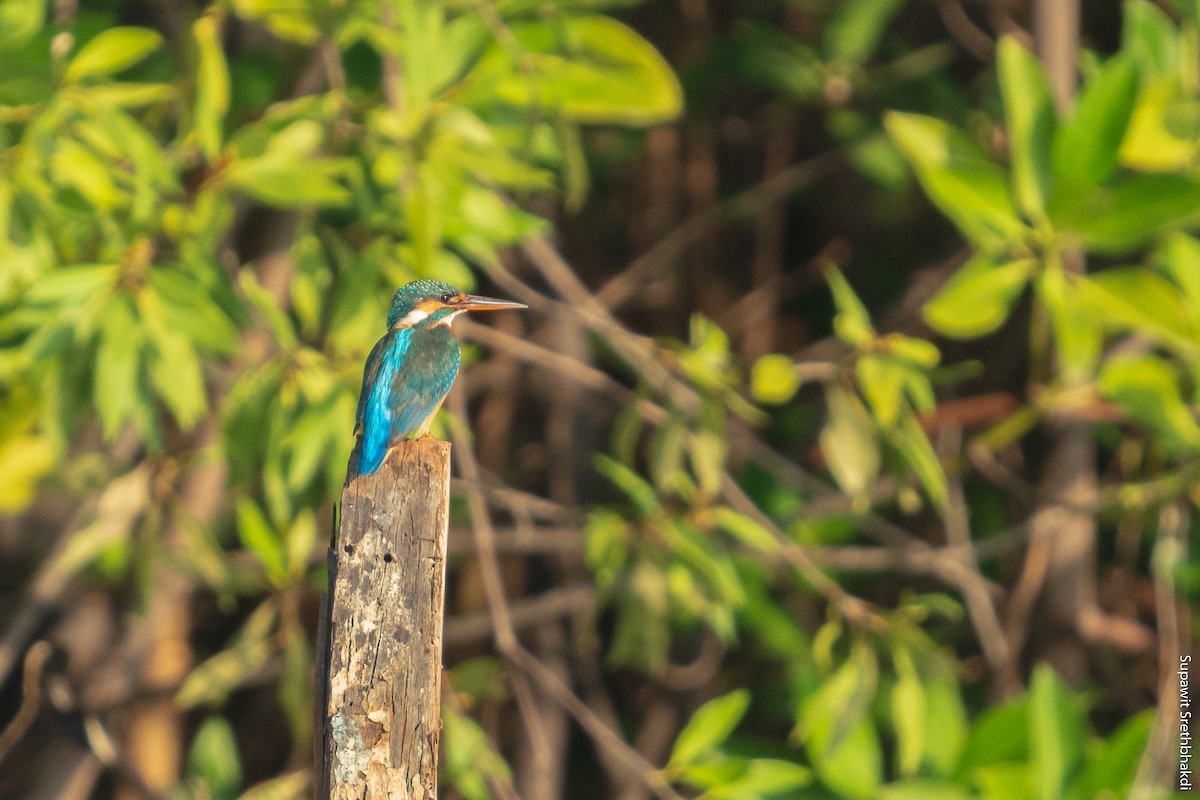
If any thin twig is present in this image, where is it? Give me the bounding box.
[448,384,687,800]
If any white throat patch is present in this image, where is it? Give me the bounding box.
[393,308,429,329]
[439,309,465,327]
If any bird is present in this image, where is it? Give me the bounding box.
[354,279,526,475]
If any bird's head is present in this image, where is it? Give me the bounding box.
[386,279,526,329]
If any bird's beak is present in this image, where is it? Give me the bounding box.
[454,294,528,312]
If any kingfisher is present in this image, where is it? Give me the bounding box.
[354,279,526,475]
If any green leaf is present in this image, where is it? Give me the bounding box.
[751,353,802,405]
[923,677,968,776]
[668,689,751,768]
[820,387,880,497]
[1037,265,1101,382]
[857,355,906,427]
[65,27,163,82]
[238,772,309,800]
[284,508,318,581]
[147,269,240,355]
[148,329,207,430]
[94,296,145,440]
[798,649,883,800]
[238,271,297,350]
[188,716,243,800]
[24,264,119,304]
[194,14,231,160]
[996,37,1056,219]
[1163,233,1200,317]
[52,139,121,210]
[923,256,1034,338]
[825,0,905,62]
[890,659,926,776]
[1074,709,1153,798]
[826,267,874,347]
[1028,665,1086,800]
[689,428,724,497]
[1059,174,1200,254]
[887,335,941,368]
[224,156,349,207]
[442,706,513,800]
[178,603,277,707]
[959,697,1029,771]
[703,758,813,798]
[495,16,683,126]
[137,287,208,430]
[1075,267,1196,351]
[885,111,1026,249]
[0,434,54,512]
[594,454,661,514]
[277,619,311,744]
[896,411,948,511]
[880,781,973,800]
[1122,0,1179,76]
[714,506,780,554]
[1099,354,1200,450]
[236,497,287,583]
[0,0,43,52]
[975,764,1033,800]
[1050,56,1138,194]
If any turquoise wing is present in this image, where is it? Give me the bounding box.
[386,327,460,444]
[357,328,410,475]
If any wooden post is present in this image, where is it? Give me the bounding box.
[317,440,452,799]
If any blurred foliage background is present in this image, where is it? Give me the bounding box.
[0,0,1197,798]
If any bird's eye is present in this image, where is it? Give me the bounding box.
[440,293,454,303]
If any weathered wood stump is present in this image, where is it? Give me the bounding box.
[317,440,451,800]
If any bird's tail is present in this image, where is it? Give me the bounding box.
[358,424,388,475]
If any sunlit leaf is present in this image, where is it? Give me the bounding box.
[996,37,1056,219]
[714,506,780,554]
[668,689,751,768]
[751,354,802,405]
[0,0,43,51]
[1099,354,1200,451]
[1037,266,1101,383]
[797,645,882,799]
[194,14,231,160]
[895,412,948,511]
[595,454,661,514]
[1029,665,1086,800]
[65,27,162,82]
[820,387,879,497]
[923,256,1034,339]
[890,654,925,776]
[442,705,514,800]
[236,496,287,583]
[1119,76,1200,171]
[885,111,1026,249]
[702,758,813,798]
[1051,56,1138,193]
[826,267,874,347]
[188,716,243,800]
[1074,267,1196,351]
[825,0,904,62]
[857,355,906,427]
[0,434,54,512]
[1059,173,1200,254]
[94,296,145,439]
[880,781,974,800]
[238,771,309,800]
[178,602,277,707]
[491,16,683,125]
